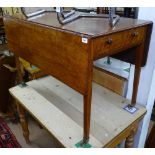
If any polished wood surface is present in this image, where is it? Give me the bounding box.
[27,12,151,37]
[93,26,146,60]
[4,16,92,95]
[111,23,152,66]
[83,40,93,143]
[131,43,145,106]
[4,12,152,144]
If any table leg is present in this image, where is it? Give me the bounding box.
[17,103,30,143]
[15,56,24,83]
[131,44,144,106]
[125,122,138,148]
[81,41,93,145]
[125,131,135,148]
[83,90,92,144]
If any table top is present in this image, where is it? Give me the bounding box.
[9,76,146,147]
[26,12,152,37]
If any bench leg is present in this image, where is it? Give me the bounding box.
[125,123,138,148]
[17,103,30,143]
[15,56,30,143]
[125,131,134,148]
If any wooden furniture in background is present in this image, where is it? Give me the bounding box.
[0,8,3,16]
[0,16,6,45]
[0,16,8,53]
[0,52,15,113]
[93,66,128,96]
[97,7,138,19]
[9,76,146,147]
[97,7,109,14]
[4,12,152,145]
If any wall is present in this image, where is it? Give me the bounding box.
[126,7,155,147]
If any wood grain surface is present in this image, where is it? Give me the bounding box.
[4,16,93,95]
[4,12,152,144]
[9,76,146,147]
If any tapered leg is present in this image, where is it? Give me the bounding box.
[83,89,92,144]
[131,44,144,106]
[17,103,30,143]
[81,40,94,145]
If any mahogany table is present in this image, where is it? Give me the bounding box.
[3,12,152,145]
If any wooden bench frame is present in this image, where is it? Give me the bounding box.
[9,76,146,147]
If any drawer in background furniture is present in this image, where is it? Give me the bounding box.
[93,66,128,97]
[93,26,146,60]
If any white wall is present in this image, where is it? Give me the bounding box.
[138,66,155,147]
[126,7,155,147]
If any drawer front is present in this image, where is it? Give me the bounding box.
[126,27,146,47]
[93,26,146,60]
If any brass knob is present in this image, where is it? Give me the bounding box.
[106,38,113,44]
[131,32,138,37]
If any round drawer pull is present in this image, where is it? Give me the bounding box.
[131,32,138,37]
[106,38,113,44]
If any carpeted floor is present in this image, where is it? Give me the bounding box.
[0,111,62,148]
[0,116,21,148]
[7,117,62,148]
